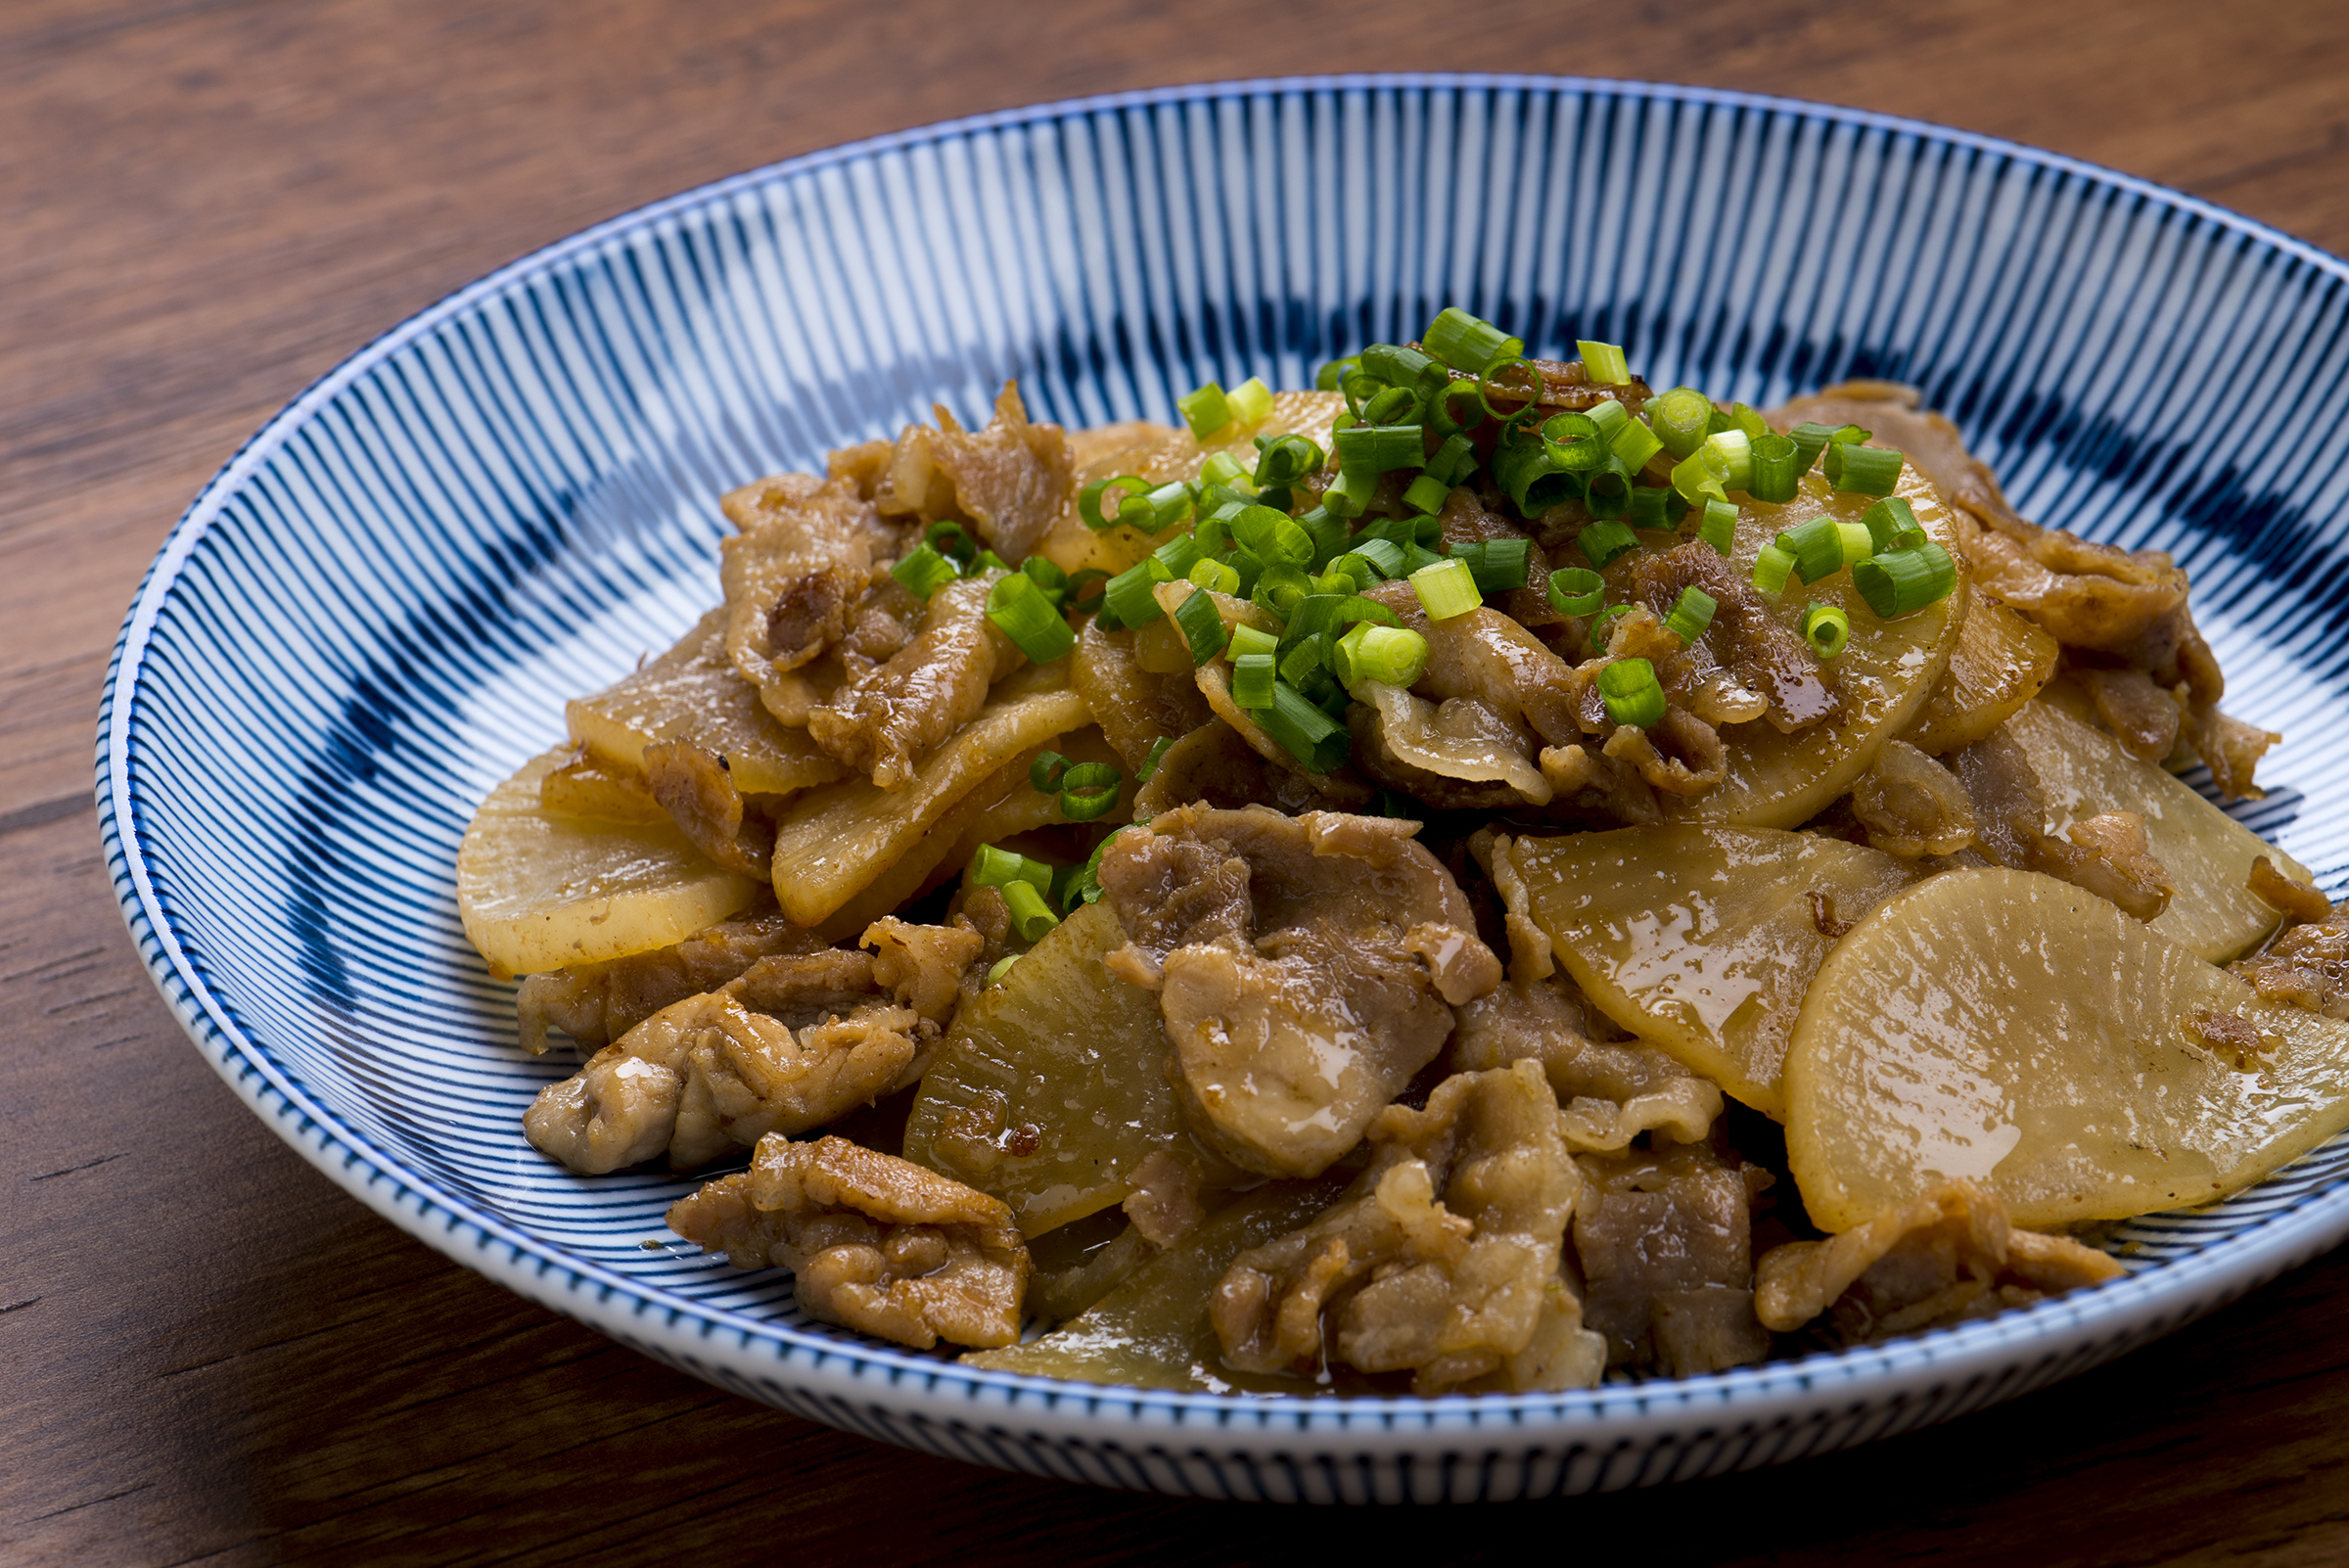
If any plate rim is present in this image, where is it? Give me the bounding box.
[92,70,2349,1458]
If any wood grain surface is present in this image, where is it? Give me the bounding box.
[10,2,2349,1562]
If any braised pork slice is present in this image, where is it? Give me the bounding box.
[642,737,774,878]
[719,472,911,717]
[807,572,1026,788]
[1212,1061,1599,1393]
[1755,1179,2123,1342]
[524,922,985,1173]
[513,899,829,1055]
[1572,1139,1773,1377]
[668,1133,1028,1350]
[1954,724,2175,921]
[1070,616,1213,773]
[1099,805,1503,1176]
[2233,879,2349,1018]
[1627,542,1838,734]
[868,383,1075,560]
[1129,722,1347,818]
[1848,739,1978,858]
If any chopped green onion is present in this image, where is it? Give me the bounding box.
[1029,751,1071,793]
[1775,517,1846,584]
[1426,431,1481,488]
[1250,564,1313,621]
[1409,557,1482,621]
[968,842,1052,895]
[1542,411,1611,473]
[1477,356,1541,426]
[1450,537,1532,593]
[1101,559,1167,627]
[1584,461,1634,521]
[892,544,959,601]
[1852,542,1958,619]
[1230,506,1313,567]
[1056,761,1123,823]
[1785,422,1838,473]
[1080,475,1153,531]
[1334,424,1426,479]
[1153,532,1205,579]
[1835,521,1875,567]
[1227,377,1274,429]
[1255,680,1352,771]
[1299,506,1350,567]
[986,573,1076,662]
[1020,556,1069,606]
[1362,343,1444,392]
[1360,384,1422,428]
[1669,444,1729,506]
[1697,498,1738,556]
[1314,356,1359,392]
[1339,365,1381,419]
[1001,879,1061,944]
[1627,485,1683,530]
[1748,433,1800,503]
[1172,587,1228,665]
[1751,543,1796,598]
[1596,657,1667,729]
[985,954,1020,988]
[1590,602,1636,649]
[1860,497,1920,551]
[1664,586,1718,644]
[1064,569,1108,616]
[1582,397,1631,443]
[1401,542,1446,575]
[1403,473,1451,515]
[1825,442,1904,495]
[1492,434,1582,515]
[1254,434,1324,489]
[1578,519,1640,570]
[1728,403,1770,442]
[925,519,978,566]
[1321,468,1375,518]
[974,549,1013,575]
[1222,546,1265,599]
[1704,428,1754,493]
[1231,651,1276,709]
[1577,340,1632,386]
[1803,603,1852,658]
[1423,307,1523,373]
[1611,416,1665,474]
[1179,382,1233,442]
[1199,451,1254,490]
[1548,567,1605,617]
[1192,513,1235,557]
[1344,537,1407,579]
[1188,556,1241,595]
[1136,734,1175,783]
[1648,387,1716,459]
[1427,379,1487,438]
[1228,623,1278,662]
[1333,622,1431,688]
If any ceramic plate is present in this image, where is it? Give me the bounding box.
[99,75,2349,1502]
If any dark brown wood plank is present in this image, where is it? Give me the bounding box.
[10,2,2349,1563]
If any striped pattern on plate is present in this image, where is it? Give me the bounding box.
[99,75,2349,1502]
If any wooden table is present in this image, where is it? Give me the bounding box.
[10,2,2349,1560]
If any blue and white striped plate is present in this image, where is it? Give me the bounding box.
[98,76,2349,1502]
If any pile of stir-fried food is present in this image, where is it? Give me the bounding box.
[458,308,2349,1393]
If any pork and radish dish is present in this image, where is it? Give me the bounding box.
[457,308,2349,1394]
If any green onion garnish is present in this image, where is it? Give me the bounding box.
[1585,462,1634,521]
[1428,380,1487,439]
[1360,384,1421,428]
[1278,637,1325,688]
[1231,506,1313,567]
[1230,651,1276,709]
[1477,356,1540,426]
[1697,498,1738,556]
[1299,506,1349,567]
[892,544,959,601]
[1803,603,1852,658]
[1064,569,1108,617]
[1728,403,1770,441]
[1492,435,1582,516]
[1547,567,1604,617]
[1001,879,1062,943]
[1423,307,1523,373]
[1056,761,1123,822]
[1578,340,1632,386]
[968,842,1052,895]
[986,573,1076,663]
[1751,543,1796,598]
[1648,387,1716,459]
[1704,429,1754,493]
[1852,542,1958,619]
[1172,587,1228,665]
[1101,559,1167,628]
[1582,397,1631,443]
[1020,556,1069,606]
[1824,441,1904,495]
[1785,422,1837,473]
[1596,657,1667,729]
[1670,445,1729,506]
[1314,356,1359,392]
[1254,433,1324,489]
[1250,565,1313,621]
[1227,377,1274,429]
[1612,416,1665,474]
[1748,433,1800,503]
[1775,517,1846,584]
[1450,537,1532,593]
[1136,734,1175,783]
[1345,537,1407,579]
[985,954,1020,987]
[1079,475,1152,531]
[1362,343,1444,392]
[1542,410,1611,474]
[1578,519,1640,570]
[1424,430,1479,486]
[1334,423,1426,479]
[925,519,978,567]
[1188,556,1241,595]
[1664,586,1718,644]
[1835,521,1875,567]
[1179,382,1233,442]
[1199,451,1253,491]
[1409,557,1482,621]
[1402,472,1451,516]
[1029,751,1071,793]
[1333,622,1431,689]
[1860,496,1921,551]
[1255,680,1352,772]
[1322,468,1375,518]
[1627,485,1681,530]
[1229,623,1278,662]
[1589,602,1635,649]
[1153,532,1205,579]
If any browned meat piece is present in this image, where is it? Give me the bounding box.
[1848,739,1977,858]
[1768,384,2029,538]
[1362,581,1588,748]
[668,1133,1028,1350]
[1432,486,1562,629]
[1953,726,2174,920]
[719,473,911,713]
[806,573,1026,788]
[1348,681,1552,809]
[1213,1062,1599,1393]
[871,384,1075,559]
[2073,666,2182,761]
[1098,805,1502,1176]
[1755,1179,2122,1341]
[1450,968,1723,1151]
[524,917,990,1172]
[1599,706,1728,797]
[1969,529,2189,653]
[1537,741,1662,824]
[1071,617,1213,772]
[513,900,830,1054]
[1628,542,1838,733]
[1120,1150,1208,1248]
[825,437,894,497]
[642,737,774,878]
[1572,1140,1773,1377]
[2232,881,2349,1018]
[2189,702,2281,802]
[1129,722,1347,817]
[537,749,666,823]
